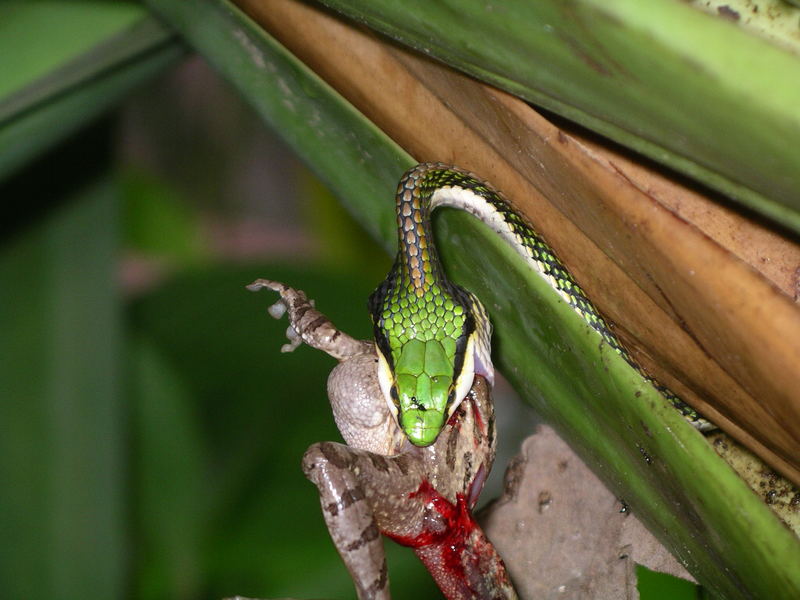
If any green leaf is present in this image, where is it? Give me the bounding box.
[0,145,124,599]
[636,565,704,600]
[130,338,207,600]
[0,1,144,97]
[0,2,183,181]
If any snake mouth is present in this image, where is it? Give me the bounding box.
[376,350,400,419]
[400,408,446,446]
[375,334,479,447]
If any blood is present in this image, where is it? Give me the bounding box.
[384,480,479,584]
[469,396,485,434]
[446,404,465,428]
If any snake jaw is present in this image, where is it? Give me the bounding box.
[375,333,480,447]
[449,334,477,420]
[376,350,400,422]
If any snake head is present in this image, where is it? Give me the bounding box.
[375,335,477,446]
[369,274,491,446]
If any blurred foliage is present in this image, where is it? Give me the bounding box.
[121,166,208,263]
[130,265,438,599]
[300,173,389,278]
[0,1,181,182]
[0,124,125,600]
[0,1,144,96]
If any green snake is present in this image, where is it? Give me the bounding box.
[251,162,710,598]
[369,162,707,446]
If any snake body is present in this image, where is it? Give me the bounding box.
[369,163,707,445]
[250,163,709,599]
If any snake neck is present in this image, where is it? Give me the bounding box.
[368,165,476,369]
[394,187,447,296]
[391,162,473,296]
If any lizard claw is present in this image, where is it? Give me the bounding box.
[247,280,288,320]
[248,278,305,352]
[268,300,287,320]
[248,277,366,361]
[281,325,303,353]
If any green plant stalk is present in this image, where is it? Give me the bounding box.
[316,0,800,234]
[0,8,182,182]
[147,0,800,597]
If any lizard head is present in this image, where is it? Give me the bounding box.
[369,274,492,446]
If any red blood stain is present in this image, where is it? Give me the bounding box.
[469,397,485,435]
[384,480,472,549]
[384,479,494,594]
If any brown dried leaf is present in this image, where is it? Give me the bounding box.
[482,426,693,599]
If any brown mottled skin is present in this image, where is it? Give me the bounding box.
[249,279,517,599]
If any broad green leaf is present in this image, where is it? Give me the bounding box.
[0,153,124,599]
[0,1,144,97]
[316,0,800,234]
[130,338,206,600]
[147,0,800,597]
[0,2,182,181]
